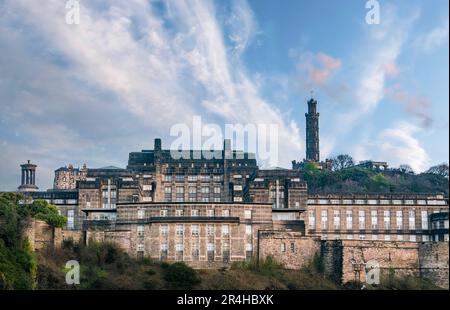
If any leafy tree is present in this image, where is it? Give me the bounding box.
[163,262,201,289]
[20,200,66,228]
[331,154,354,171]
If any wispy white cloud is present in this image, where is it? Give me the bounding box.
[0,0,303,189]
[415,18,449,52]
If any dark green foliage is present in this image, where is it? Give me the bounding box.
[163,262,201,289]
[19,199,67,228]
[304,167,449,195]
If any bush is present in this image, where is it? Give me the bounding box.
[163,262,201,289]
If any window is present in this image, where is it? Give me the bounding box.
[189,187,197,194]
[245,225,252,235]
[222,224,229,237]
[421,211,428,229]
[213,175,222,182]
[160,224,168,236]
[396,211,403,229]
[321,210,328,230]
[176,187,184,194]
[234,197,243,202]
[308,210,316,229]
[191,209,199,217]
[191,224,199,236]
[346,210,353,230]
[207,209,214,217]
[160,243,168,252]
[409,211,415,230]
[358,210,365,229]
[214,187,221,194]
[280,243,286,252]
[290,243,295,253]
[384,235,391,241]
[372,235,378,240]
[333,210,340,229]
[245,243,252,251]
[160,209,168,217]
[422,235,429,242]
[164,175,172,182]
[188,175,198,182]
[192,242,199,260]
[244,210,252,220]
[176,243,184,252]
[214,197,221,202]
[137,243,144,252]
[137,209,145,219]
[397,234,403,241]
[175,209,184,216]
[207,225,215,236]
[175,175,184,182]
[233,185,242,191]
[176,224,184,236]
[164,187,172,194]
[410,235,416,242]
[67,210,75,229]
[201,186,210,194]
[371,210,378,229]
[207,243,215,251]
[222,209,230,217]
[384,211,390,229]
[137,225,144,236]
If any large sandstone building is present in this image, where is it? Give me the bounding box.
[16,97,449,287]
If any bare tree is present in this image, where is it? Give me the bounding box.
[398,164,414,174]
[426,163,449,179]
[331,154,354,171]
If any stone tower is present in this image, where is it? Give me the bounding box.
[18,160,39,192]
[305,97,320,162]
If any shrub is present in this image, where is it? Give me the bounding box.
[163,262,201,289]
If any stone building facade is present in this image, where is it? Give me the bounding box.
[304,194,449,242]
[83,202,273,268]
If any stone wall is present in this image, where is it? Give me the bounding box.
[419,242,449,289]
[258,230,320,269]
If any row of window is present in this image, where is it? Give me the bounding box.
[136,241,253,253]
[137,224,252,237]
[164,186,222,194]
[308,199,446,205]
[137,209,252,219]
[308,210,430,230]
[164,175,223,182]
[319,234,431,242]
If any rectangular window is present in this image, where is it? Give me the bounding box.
[222,209,230,217]
[244,210,252,220]
[175,243,184,252]
[384,211,390,229]
[176,224,184,236]
[207,209,214,217]
[175,209,184,216]
[160,224,168,236]
[372,234,378,240]
[214,197,221,202]
[67,210,75,229]
[371,210,378,229]
[160,209,168,217]
[191,209,199,217]
[384,235,391,241]
[397,234,403,241]
[409,211,415,230]
[207,243,215,251]
[201,186,210,194]
[214,187,221,194]
[308,210,316,229]
[176,187,184,194]
[191,224,199,236]
[290,243,295,253]
[421,211,428,229]
[137,209,145,219]
[189,187,197,194]
[245,225,252,235]
[164,187,172,194]
[164,175,172,182]
[410,235,417,242]
[137,225,144,236]
[280,243,286,252]
[396,211,403,229]
[222,224,229,237]
[321,210,328,229]
[207,225,215,236]
[346,210,353,230]
[358,210,365,229]
[137,243,144,252]
[333,210,340,229]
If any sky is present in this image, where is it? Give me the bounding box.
[0,0,448,191]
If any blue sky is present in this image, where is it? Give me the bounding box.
[0,0,448,190]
